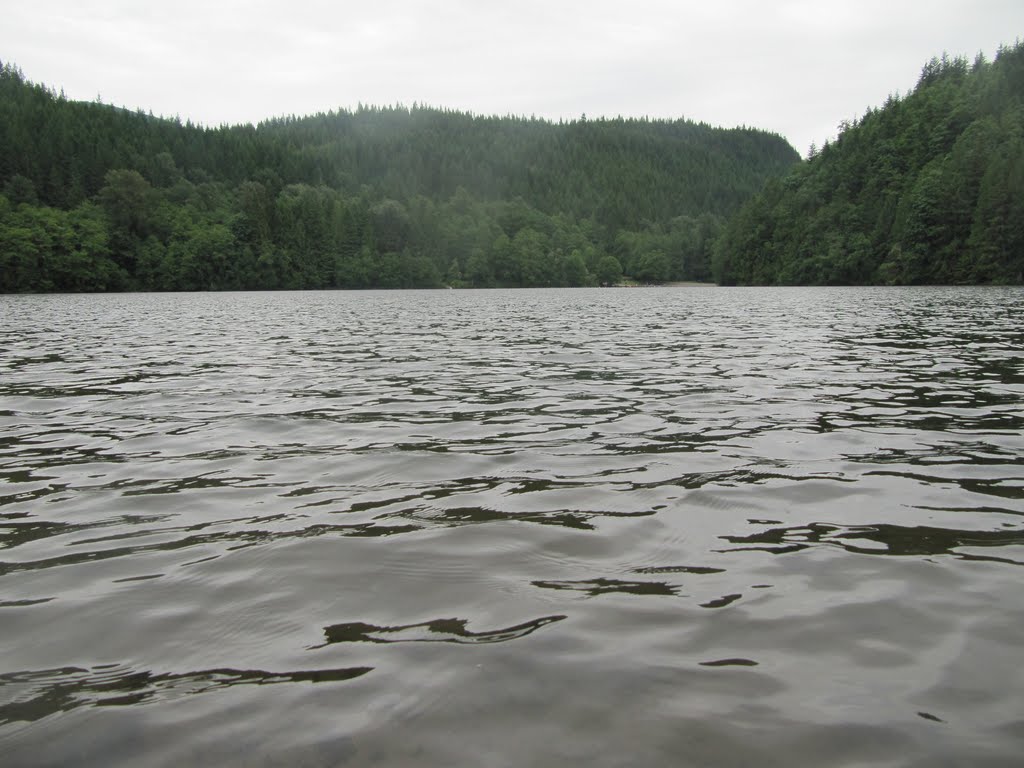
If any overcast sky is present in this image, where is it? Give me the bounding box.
[3,1,1022,154]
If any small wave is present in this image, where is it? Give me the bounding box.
[312,614,566,646]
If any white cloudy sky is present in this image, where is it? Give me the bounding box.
[3,1,1022,153]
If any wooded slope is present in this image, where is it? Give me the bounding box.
[714,42,1024,285]
[0,63,798,292]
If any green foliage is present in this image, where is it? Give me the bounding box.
[0,59,798,292]
[716,43,1024,285]
[0,197,123,292]
[595,254,623,286]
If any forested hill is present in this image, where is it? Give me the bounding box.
[0,62,798,292]
[713,42,1024,286]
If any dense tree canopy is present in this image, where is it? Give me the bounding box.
[714,42,1024,285]
[0,61,798,292]
[9,42,1017,293]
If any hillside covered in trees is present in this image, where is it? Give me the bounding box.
[0,62,799,292]
[713,41,1024,285]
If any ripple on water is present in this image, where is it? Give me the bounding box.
[1,287,1023,766]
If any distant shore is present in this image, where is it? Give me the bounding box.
[613,281,716,287]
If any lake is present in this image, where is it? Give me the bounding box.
[1,287,1022,767]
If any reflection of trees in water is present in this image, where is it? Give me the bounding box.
[317,614,566,646]
[0,664,372,724]
[719,521,1024,565]
[532,578,680,597]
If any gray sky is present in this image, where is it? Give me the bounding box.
[3,1,1022,154]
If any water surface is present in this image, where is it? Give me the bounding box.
[1,287,1022,766]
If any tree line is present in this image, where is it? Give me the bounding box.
[0,63,798,292]
[713,41,1024,285]
[5,40,1022,293]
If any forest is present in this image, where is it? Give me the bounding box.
[2,41,1022,292]
[713,41,1024,285]
[0,62,798,292]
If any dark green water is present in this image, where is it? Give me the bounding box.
[1,287,1022,767]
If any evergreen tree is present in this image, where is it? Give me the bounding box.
[716,42,1024,285]
[0,58,800,292]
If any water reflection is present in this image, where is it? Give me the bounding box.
[720,521,1024,564]
[315,615,566,646]
[0,664,372,724]
[0,287,1022,766]
[532,578,680,597]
